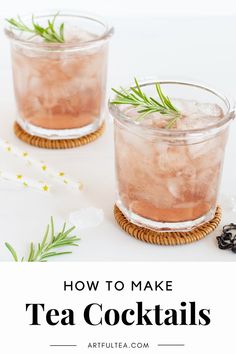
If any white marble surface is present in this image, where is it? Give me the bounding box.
[0,15,236,261]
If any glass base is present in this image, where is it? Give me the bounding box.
[116,200,217,232]
[16,116,103,140]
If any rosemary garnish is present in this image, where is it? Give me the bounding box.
[111,78,181,128]
[6,12,65,43]
[5,217,79,262]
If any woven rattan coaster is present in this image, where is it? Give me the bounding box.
[114,205,222,245]
[14,121,105,149]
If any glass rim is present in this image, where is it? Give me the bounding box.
[4,10,114,50]
[108,79,235,137]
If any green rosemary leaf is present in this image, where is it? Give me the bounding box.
[5,217,79,262]
[5,243,18,262]
[61,226,76,238]
[61,222,66,235]
[52,12,58,26]
[155,83,167,107]
[41,225,49,250]
[134,77,143,97]
[111,88,128,100]
[6,12,65,43]
[27,242,35,262]
[149,96,165,108]
[34,243,41,260]
[111,78,182,128]
[165,115,181,129]
[50,216,55,242]
[41,251,72,259]
[50,241,79,248]
[59,23,64,41]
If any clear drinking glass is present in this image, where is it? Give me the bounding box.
[109,80,235,232]
[5,11,113,139]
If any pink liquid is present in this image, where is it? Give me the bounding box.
[115,99,228,223]
[11,31,108,131]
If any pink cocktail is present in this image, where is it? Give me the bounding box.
[5,11,113,139]
[109,81,235,231]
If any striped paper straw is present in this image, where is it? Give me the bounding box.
[0,138,83,191]
[0,170,50,192]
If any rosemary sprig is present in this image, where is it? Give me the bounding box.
[6,12,65,43]
[5,217,79,262]
[111,78,181,128]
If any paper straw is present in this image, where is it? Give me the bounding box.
[0,170,50,192]
[0,138,83,191]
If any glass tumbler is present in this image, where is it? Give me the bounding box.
[109,80,235,232]
[5,11,113,139]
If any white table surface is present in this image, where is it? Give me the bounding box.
[0,15,236,262]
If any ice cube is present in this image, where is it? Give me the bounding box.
[69,207,104,229]
[172,99,223,130]
[197,102,223,117]
[157,145,191,174]
[172,99,200,116]
[63,26,98,43]
[167,164,196,201]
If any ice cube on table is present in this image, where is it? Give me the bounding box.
[69,207,104,230]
